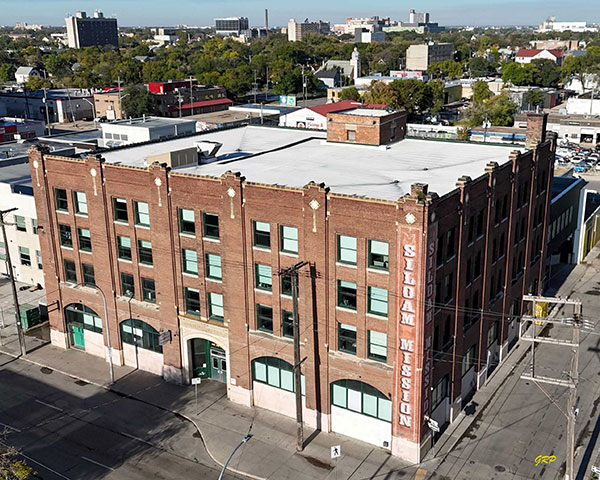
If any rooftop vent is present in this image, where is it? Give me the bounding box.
[195,140,223,163]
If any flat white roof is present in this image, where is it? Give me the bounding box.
[99,126,523,200]
[343,108,389,117]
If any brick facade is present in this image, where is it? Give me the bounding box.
[29,114,554,462]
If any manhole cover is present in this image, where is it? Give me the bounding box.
[495,465,506,472]
[74,379,89,386]
[40,367,53,374]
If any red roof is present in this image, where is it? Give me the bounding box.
[516,48,563,58]
[308,100,387,116]
[168,97,232,112]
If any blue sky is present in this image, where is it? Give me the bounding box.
[2,0,599,27]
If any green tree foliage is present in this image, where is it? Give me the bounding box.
[468,56,496,77]
[338,86,361,101]
[522,89,544,110]
[472,80,493,105]
[120,84,152,118]
[24,76,51,91]
[1,434,33,480]
[531,59,560,87]
[427,60,463,79]
[464,93,517,127]
[363,80,440,115]
[0,63,15,82]
[501,62,535,86]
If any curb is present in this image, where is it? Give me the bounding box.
[0,348,265,480]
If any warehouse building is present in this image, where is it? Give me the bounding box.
[29,110,554,462]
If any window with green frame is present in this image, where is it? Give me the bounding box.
[203,213,219,239]
[281,275,292,296]
[78,228,92,252]
[32,219,38,234]
[120,319,162,353]
[255,264,272,291]
[138,240,153,265]
[134,201,150,227]
[256,304,273,332]
[64,259,77,283]
[82,263,95,285]
[208,292,224,321]
[252,357,305,394]
[368,331,387,362]
[36,250,42,269]
[121,272,135,297]
[337,235,357,265]
[368,286,388,317]
[205,253,222,280]
[185,287,200,316]
[0,241,5,260]
[19,247,31,266]
[179,208,195,235]
[59,224,72,248]
[141,277,156,304]
[182,249,198,274]
[280,225,298,254]
[331,380,392,422]
[338,323,357,354]
[113,197,128,223]
[74,191,88,216]
[337,280,357,310]
[117,236,132,260]
[253,221,270,249]
[14,215,26,232]
[55,188,68,212]
[65,304,102,333]
[368,240,389,270]
[282,310,293,338]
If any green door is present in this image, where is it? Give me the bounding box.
[191,339,208,378]
[69,324,85,349]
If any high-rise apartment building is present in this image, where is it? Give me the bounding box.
[287,19,330,41]
[65,11,118,49]
[406,42,454,71]
[29,109,554,462]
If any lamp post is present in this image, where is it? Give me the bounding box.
[70,282,114,384]
[217,434,253,480]
[81,97,96,126]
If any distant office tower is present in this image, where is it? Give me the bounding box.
[215,17,250,35]
[287,18,330,41]
[409,9,429,24]
[65,11,118,49]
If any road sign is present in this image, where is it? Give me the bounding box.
[191,377,202,385]
[331,445,341,459]
[428,419,440,432]
[592,465,600,474]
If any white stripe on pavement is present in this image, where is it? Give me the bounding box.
[35,399,64,412]
[0,421,21,432]
[81,456,115,471]
[120,431,154,446]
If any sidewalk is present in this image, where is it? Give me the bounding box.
[0,342,424,480]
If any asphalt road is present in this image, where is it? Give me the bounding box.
[429,253,600,480]
[0,353,243,480]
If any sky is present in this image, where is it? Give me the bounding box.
[2,0,600,28]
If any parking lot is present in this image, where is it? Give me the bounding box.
[556,141,600,173]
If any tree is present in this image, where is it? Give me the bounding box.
[464,92,517,127]
[522,89,544,111]
[363,81,396,106]
[338,86,360,101]
[24,75,52,91]
[468,57,495,77]
[531,59,560,87]
[1,431,33,479]
[121,84,152,118]
[427,60,463,79]
[501,62,535,86]
[472,80,493,105]
[0,63,15,82]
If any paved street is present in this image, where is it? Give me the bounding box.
[428,246,600,480]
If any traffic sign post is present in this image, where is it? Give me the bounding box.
[192,377,201,409]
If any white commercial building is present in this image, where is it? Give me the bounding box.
[405,43,454,71]
[100,117,197,148]
[536,17,598,33]
[565,97,600,116]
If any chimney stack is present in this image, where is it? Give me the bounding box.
[525,112,548,150]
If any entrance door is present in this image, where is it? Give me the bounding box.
[190,339,208,379]
[210,346,227,382]
[69,323,85,349]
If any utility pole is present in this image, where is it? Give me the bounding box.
[520,295,586,480]
[117,76,122,118]
[0,208,27,356]
[280,261,308,452]
[253,71,258,104]
[42,88,52,136]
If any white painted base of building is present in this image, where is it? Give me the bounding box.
[391,434,421,463]
[252,381,319,429]
[122,343,164,376]
[330,404,391,450]
[50,328,68,349]
[228,384,252,407]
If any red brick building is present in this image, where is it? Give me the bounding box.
[29,109,554,462]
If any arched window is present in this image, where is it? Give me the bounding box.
[331,380,391,423]
[65,303,102,334]
[252,357,305,394]
[120,319,162,353]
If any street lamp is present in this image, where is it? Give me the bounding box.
[217,434,253,480]
[81,97,96,126]
[69,282,114,384]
